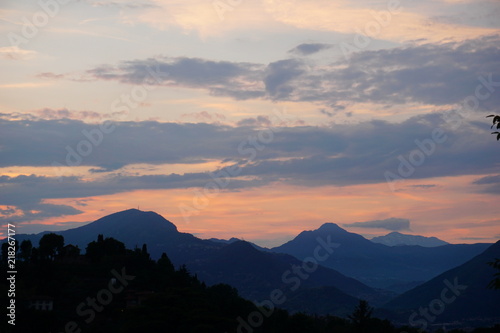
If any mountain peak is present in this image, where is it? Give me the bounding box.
[318,223,347,233]
[371,231,448,247]
[93,208,178,231]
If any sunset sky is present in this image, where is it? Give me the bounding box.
[1,0,499,247]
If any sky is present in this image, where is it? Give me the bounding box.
[0,0,499,247]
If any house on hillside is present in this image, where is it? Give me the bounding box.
[27,296,54,311]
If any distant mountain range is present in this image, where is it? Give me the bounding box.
[7,209,499,321]
[370,232,449,247]
[271,223,491,291]
[382,240,500,328]
[207,237,269,252]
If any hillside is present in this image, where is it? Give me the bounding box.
[382,241,500,328]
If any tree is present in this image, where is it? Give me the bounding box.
[39,233,64,261]
[158,252,175,274]
[86,236,126,262]
[20,239,33,262]
[141,243,150,260]
[60,244,81,258]
[2,242,11,263]
[30,247,39,264]
[487,114,500,140]
[488,258,500,289]
[348,300,373,333]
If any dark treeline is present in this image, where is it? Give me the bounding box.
[1,234,499,333]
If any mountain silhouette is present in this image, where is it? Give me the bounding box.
[11,210,494,300]
[12,210,389,315]
[371,231,448,247]
[382,241,500,328]
[15,209,222,266]
[188,240,390,315]
[271,223,492,291]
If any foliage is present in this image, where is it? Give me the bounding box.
[348,300,374,333]
[487,258,500,289]
[85,234,126,262]
[487,114,500,140]
[20,239,33,261]
[38,233,64,261]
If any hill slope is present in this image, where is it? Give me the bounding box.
[383,241,500,328]
[189,240,392,313]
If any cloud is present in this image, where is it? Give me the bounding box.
[37,72,67,80]
[288,43,333,56]
[180,111,226,123]
[85,56,266,100]
[86,0,159,9]
[473,174,500,185]
[236,116,272,127]
[264,59,308,100]
[0,172,267,223]
[32,108,127,122]
[0,82,52,89]
[473,174,500,195]
[0,117,269,168]
[117,0,497,41]
[319,109,334,117]
[12,221,90,235]
[119,0,275,38]
[408,184,437,189]
[55,36,500,111]
[0,200,83,224]
[1,112,499,181]
[343,218,411,231]
[261,0,498,44]
[323,35,500,109]
[459,237,495,241]
[1,112,499,223]
[0,46,37,60]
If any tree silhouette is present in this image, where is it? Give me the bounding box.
[38,233,64,261]
[60,244,81,258]
[158,252,175,274]
[488,258,500,289]
[141,243,150,260]
[20,239,33,262]
[85,235,126,262]
[348,300,373,333]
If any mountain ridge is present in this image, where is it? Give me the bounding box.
[382,241,500,327]
[7,209,494,295]
[371,231,449,247]
[271,222,493,291]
